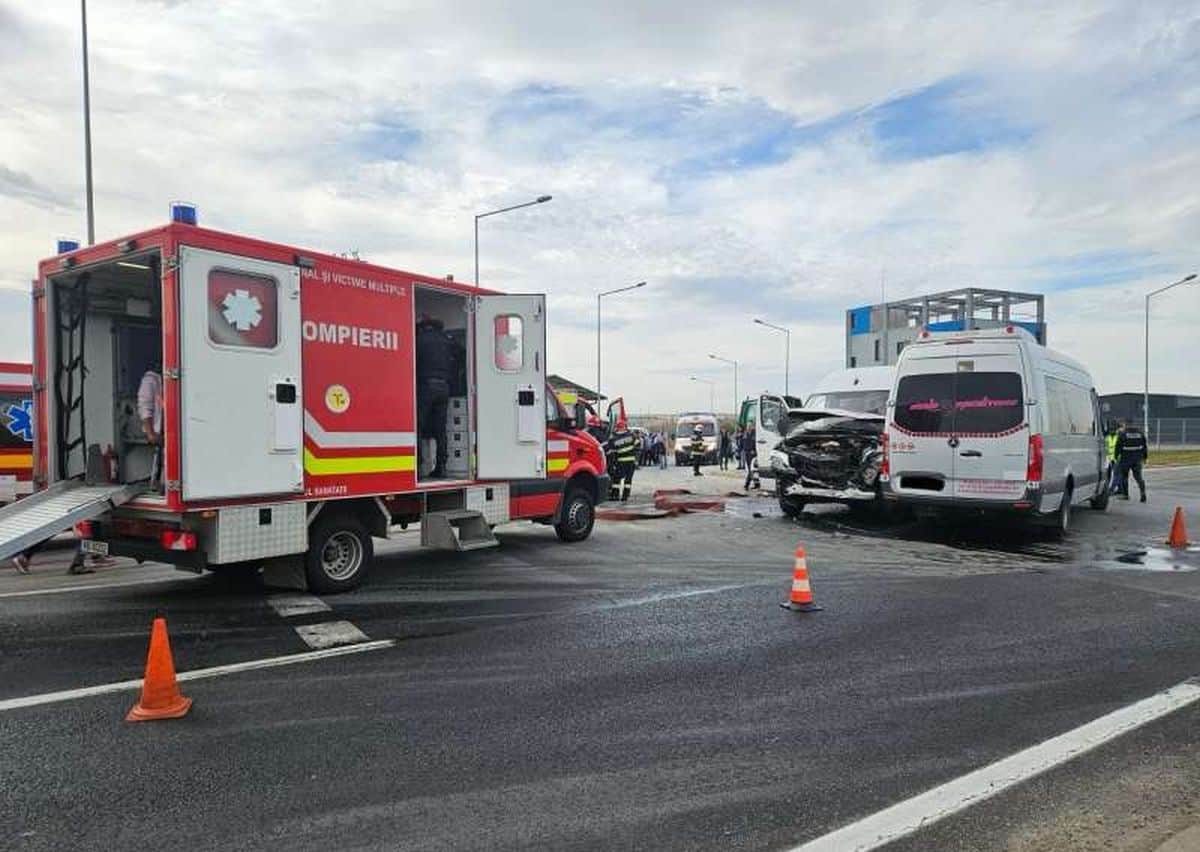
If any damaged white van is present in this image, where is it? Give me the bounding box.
[883,326,1108,534]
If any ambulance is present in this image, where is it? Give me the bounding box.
[0,362,34,505]
[0,215,609,591]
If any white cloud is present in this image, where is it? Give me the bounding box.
[0,0,1197,414]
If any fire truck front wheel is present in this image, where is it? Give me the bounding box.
[554,487,596,543]
[306,515,373,593]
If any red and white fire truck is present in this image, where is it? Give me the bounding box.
[0,362,34,505]
[0,219,609,591]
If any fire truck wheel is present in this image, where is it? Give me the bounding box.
[555,487,595,543]
[306,516,373,593]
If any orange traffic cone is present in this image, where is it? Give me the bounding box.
[781,545,823,612]
[126,616,193,722]
[1166,507,1191,548]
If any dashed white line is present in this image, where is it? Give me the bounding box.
[0,574,203,599]
[0,640,396,712]
[294,620,371,649]
[789,678,1200,852]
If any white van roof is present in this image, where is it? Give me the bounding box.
[810,366,896,395]
[904,326,1093,385]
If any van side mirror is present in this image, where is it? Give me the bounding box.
[574,401,588,431]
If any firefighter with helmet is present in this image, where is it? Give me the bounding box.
[688,423,707,477]
[606,417,639,502]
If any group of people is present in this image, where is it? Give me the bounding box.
[635,431,670,469]
[716,427,758,473]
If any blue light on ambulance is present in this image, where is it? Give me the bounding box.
[170,202,198,225]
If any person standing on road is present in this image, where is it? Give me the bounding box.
[735,427,746,470]
[1105,421,1119,494]
[1115,419,1149,502]
[606,419,639,501]
[718,429,730,470]
[416,315,460,478]
[743,424,760,490]
[657,432,668,469]
[689,424,707,477]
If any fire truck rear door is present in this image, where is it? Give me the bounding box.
[474,295,547,480]
[178,247,304,501]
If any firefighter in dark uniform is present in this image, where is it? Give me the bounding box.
[606,419,639,502]
[1114,419,1149,502]
[689,424,707,477]
[416,315,461,478]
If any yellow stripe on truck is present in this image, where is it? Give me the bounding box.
[303,448,416,475]
[547,458,569,473]
[0,454,32,469]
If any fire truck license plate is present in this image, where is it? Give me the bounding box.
[80,540,109,557]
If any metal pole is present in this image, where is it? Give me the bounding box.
[1143,293,1150,431]
[596,293,601,409]
[785,330,790,397]
[81,0,95,245]
[474,216,479,286]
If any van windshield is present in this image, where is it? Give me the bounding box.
[803,390,889,415]
[894,372,1024,433]
[677,422,716,437]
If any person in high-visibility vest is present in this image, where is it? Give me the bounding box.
[606,420,639,501]
[689,424,708,477]
[1104,422,1119,493]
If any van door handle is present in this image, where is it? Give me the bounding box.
[959,450,982,457]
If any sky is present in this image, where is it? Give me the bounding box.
[0,1,1197,414]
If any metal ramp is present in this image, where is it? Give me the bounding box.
[420,509,499,552]
[0,481,146,563]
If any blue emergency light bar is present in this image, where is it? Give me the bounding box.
[171,202,198,225]
[56,239,80,254]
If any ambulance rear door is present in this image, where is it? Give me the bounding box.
[178,246,304,501]
[474,295,547,480]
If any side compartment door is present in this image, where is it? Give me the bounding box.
[474,294,547,480]
[178,247,303,501]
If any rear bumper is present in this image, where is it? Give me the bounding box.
[883,485,1043,515]
[92,534,207,572]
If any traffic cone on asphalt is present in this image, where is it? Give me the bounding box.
[1166,507,1191,548]
[781,545,823,612]
[126,616,192,722]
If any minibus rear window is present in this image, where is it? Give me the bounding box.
[894,372,1023,433]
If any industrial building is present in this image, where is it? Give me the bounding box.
[845,288,1046,368]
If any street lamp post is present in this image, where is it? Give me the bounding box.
[708,353,738,414]
[1144,273,1198,433]
[596,281,647,410]
[753,318,791,396]
[689,376,716,412]
[80,0,95,245]
[474,195,552,285]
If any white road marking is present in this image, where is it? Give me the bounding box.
[790,678,1200,852]
[267,592,332,617]
[294,620,372,649]
[0,639,396,712]
[0,574,202,599]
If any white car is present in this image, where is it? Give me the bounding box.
[883,325,1107,535]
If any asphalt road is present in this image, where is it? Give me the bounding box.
[2,466,1199,851]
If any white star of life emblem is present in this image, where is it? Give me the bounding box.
[221,289,263,331]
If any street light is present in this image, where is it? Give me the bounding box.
[753,318,791,396]
[474,195,552,285]
[708,354,738,414]
[597,281,647,409]
[689,376,716,412]
[1144,272,1198,432]
[80,0,95,245]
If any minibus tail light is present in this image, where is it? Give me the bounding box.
[1027,434,1044,484]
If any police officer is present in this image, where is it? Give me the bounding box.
[1114,419,1148,502]
[416,315,461,478]
[606,419,639,502]
[689,424,707,477]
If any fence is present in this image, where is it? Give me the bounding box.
[1137,419,1200,449]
